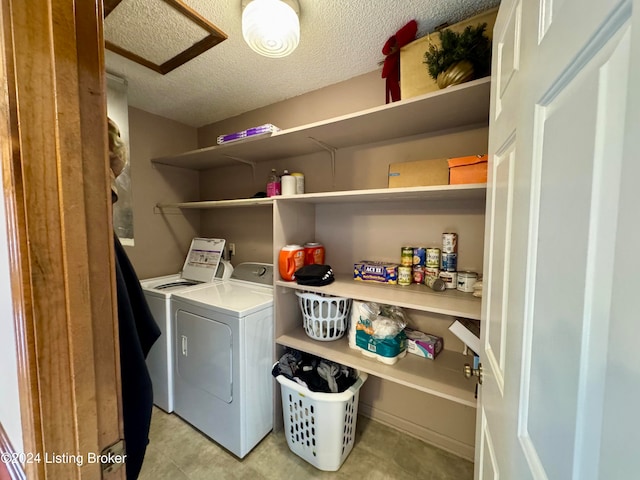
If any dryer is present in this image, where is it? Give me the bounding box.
[170,262,273,458]
[141,238,232,413]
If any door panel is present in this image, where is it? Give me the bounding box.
[520,26,630,479]
[478,0,634,478]
[176,309,233,403]
[485,141,516,393]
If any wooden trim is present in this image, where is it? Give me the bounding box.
[104,41,164,74]
[0,1,124,479]
[104,0,228,75]
[103,0,124,17]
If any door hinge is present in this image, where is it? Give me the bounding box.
[100,439,126,475]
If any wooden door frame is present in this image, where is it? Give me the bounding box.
[0,1,124,479]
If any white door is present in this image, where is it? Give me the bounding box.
[477,0,640,478]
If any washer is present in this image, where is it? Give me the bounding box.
[141,238,232,413]
[170,262,274,458]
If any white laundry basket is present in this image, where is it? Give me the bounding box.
[296,291,351,341]
[277,372,368,471]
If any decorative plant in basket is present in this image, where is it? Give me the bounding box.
[423,23,492,89]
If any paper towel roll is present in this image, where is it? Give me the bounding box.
[349,300,364,349]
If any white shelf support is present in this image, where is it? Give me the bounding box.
[307,136,337,188]
[222,154,257,184]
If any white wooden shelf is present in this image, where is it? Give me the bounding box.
[151,77,491,171]
[276,274,482,320]
[276,328,477,408]
[155,197,273,210]
[155,184,486,210]
[275,183,486,204]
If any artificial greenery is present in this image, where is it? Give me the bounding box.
[423,23,492,81]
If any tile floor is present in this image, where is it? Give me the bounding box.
[139,407,474,480]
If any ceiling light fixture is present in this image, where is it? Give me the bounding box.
[242,0,300,58]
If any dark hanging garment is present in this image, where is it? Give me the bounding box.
[114,234,161,479]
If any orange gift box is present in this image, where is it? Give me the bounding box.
[448,154,488,185]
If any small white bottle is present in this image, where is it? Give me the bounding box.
[281,169,296,195]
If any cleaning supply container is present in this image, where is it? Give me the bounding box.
[276,371,368,471]
[296,291,351,341]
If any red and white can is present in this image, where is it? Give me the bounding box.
[304,242,325,265]
[412,266,425,284]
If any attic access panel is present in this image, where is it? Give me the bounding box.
[104,0,227,75]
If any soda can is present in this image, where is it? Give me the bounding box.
[442,233,458,253]
[398,266,412,286]
[441,252,457,272]
[413,247,426,266]
[401,247,414,266]
[412,266,425,284]
[426,248,440,267]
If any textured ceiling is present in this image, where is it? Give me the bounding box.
[104,0,501,128]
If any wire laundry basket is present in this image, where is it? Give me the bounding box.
[295,291,351,341]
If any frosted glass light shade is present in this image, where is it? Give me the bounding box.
[242,0,300,58]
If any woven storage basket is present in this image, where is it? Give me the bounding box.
[295,291,351,341]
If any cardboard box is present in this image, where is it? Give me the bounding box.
[448,154,488,184]
[388,158,449,188]
[405,328,443,360]
[400,8,498,100]
[354,261,398,284]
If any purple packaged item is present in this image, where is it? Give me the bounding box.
[217,124,280,145]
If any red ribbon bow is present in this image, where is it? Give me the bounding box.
[381,20,418,103]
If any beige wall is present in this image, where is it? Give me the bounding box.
[198,70,385,147]
[125,107,200,279]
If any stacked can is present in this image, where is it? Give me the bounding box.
[412,247,426,284]
[399,247,413,286]
[440,233,458,289]
[421,247,440,290]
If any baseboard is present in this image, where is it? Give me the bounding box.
[358,402,476,462]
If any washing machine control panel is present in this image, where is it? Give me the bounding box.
[230,262,273,286]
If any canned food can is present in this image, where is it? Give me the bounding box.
[412,266,424,284]
[439,271,458,289]
[442,233,458,253]
[441,252,458,272]
[303,242,325,265]
[401,247,414,266]
[413,247,426,266]
[426,248,441,267]
[424,266,440,278]
[425,274,446,291]
[457,271,478,292]
[398,266,412,286]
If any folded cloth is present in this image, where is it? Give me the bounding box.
[295,264,334,286]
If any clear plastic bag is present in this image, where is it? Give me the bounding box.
[360,302,408,339]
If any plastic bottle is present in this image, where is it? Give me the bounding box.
[281,169,296,195]
[266,168,281,197]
